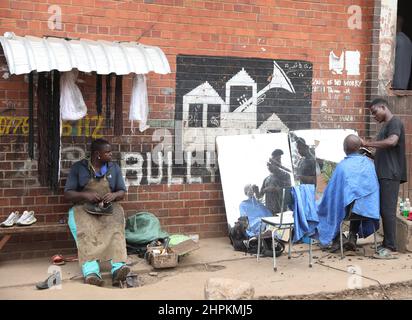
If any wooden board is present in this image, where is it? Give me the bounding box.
[0,223,68,235]
[170,239,200,256]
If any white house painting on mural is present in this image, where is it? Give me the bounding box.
[181,61,293,156]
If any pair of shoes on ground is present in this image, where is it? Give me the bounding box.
[0,210,37,227]
[84,265,131,287]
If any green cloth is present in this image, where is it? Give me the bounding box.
[169,234,191,246]
[125,212,169,245]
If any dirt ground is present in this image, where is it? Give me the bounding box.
[129,258,412,300]
[1,237,412,300]
[264,281,412,300]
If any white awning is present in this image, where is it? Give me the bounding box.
[0,32,171,76]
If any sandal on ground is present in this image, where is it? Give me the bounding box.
[35,272,61,290]
[373,248,398,260]
[51,254,65,265]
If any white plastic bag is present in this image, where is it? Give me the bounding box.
[60,69,87,121]
[129,74,150,132]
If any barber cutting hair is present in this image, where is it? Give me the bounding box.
[253,149,292,214]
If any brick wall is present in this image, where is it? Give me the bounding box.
[0,0,375,260]
[368,0,412,200]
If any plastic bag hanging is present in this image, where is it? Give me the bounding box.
[129,74,150,132]
[60,69,87,121]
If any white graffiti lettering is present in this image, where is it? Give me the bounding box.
[48,5,62,30]
[347,5,362,30]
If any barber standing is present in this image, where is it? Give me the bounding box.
[361,98,407,259]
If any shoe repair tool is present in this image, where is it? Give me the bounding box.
[161,237,170,255]
[84,202,113,215]
[359,147,374,159]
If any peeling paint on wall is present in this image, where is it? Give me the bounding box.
[329,50,360,76]
[378,0,397,95]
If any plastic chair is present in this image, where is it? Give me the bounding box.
[339,202,378,259]
[257,188,313,271]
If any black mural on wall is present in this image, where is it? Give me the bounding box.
[175,55,313,131]
[122,55,313,186]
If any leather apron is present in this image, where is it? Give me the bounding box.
[72,176,127,266]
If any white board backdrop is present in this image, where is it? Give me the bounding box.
[291,129,357,163]
[217,133,294,227]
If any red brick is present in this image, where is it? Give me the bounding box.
[204,199,224,207]
[164,225,179,234]
[184,200,204,208]
[199,208,210,215]
[178,192,200,199]
[76,24,87,33]
[10,197,22,206]
[199,192,210,199]
[168,208,186,217]
[205,215,226,223]
[22,197,35,205]
[166,201,184,209]
[143,201,163,209]
[16,20,28,29]
[4,189,25,197]
[10,2,34,11]
[201,231,226,238]
[184,184,204,191]
[179,225,199,233]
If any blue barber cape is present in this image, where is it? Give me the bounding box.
[292,184,319,243]
[239,197,272,237]
[316,153,380,246]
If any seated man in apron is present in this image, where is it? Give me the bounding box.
[64,138,129,287]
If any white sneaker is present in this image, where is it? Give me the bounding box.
[17,210,37,226]
[17,210,31,222]
[0,211,20,227]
